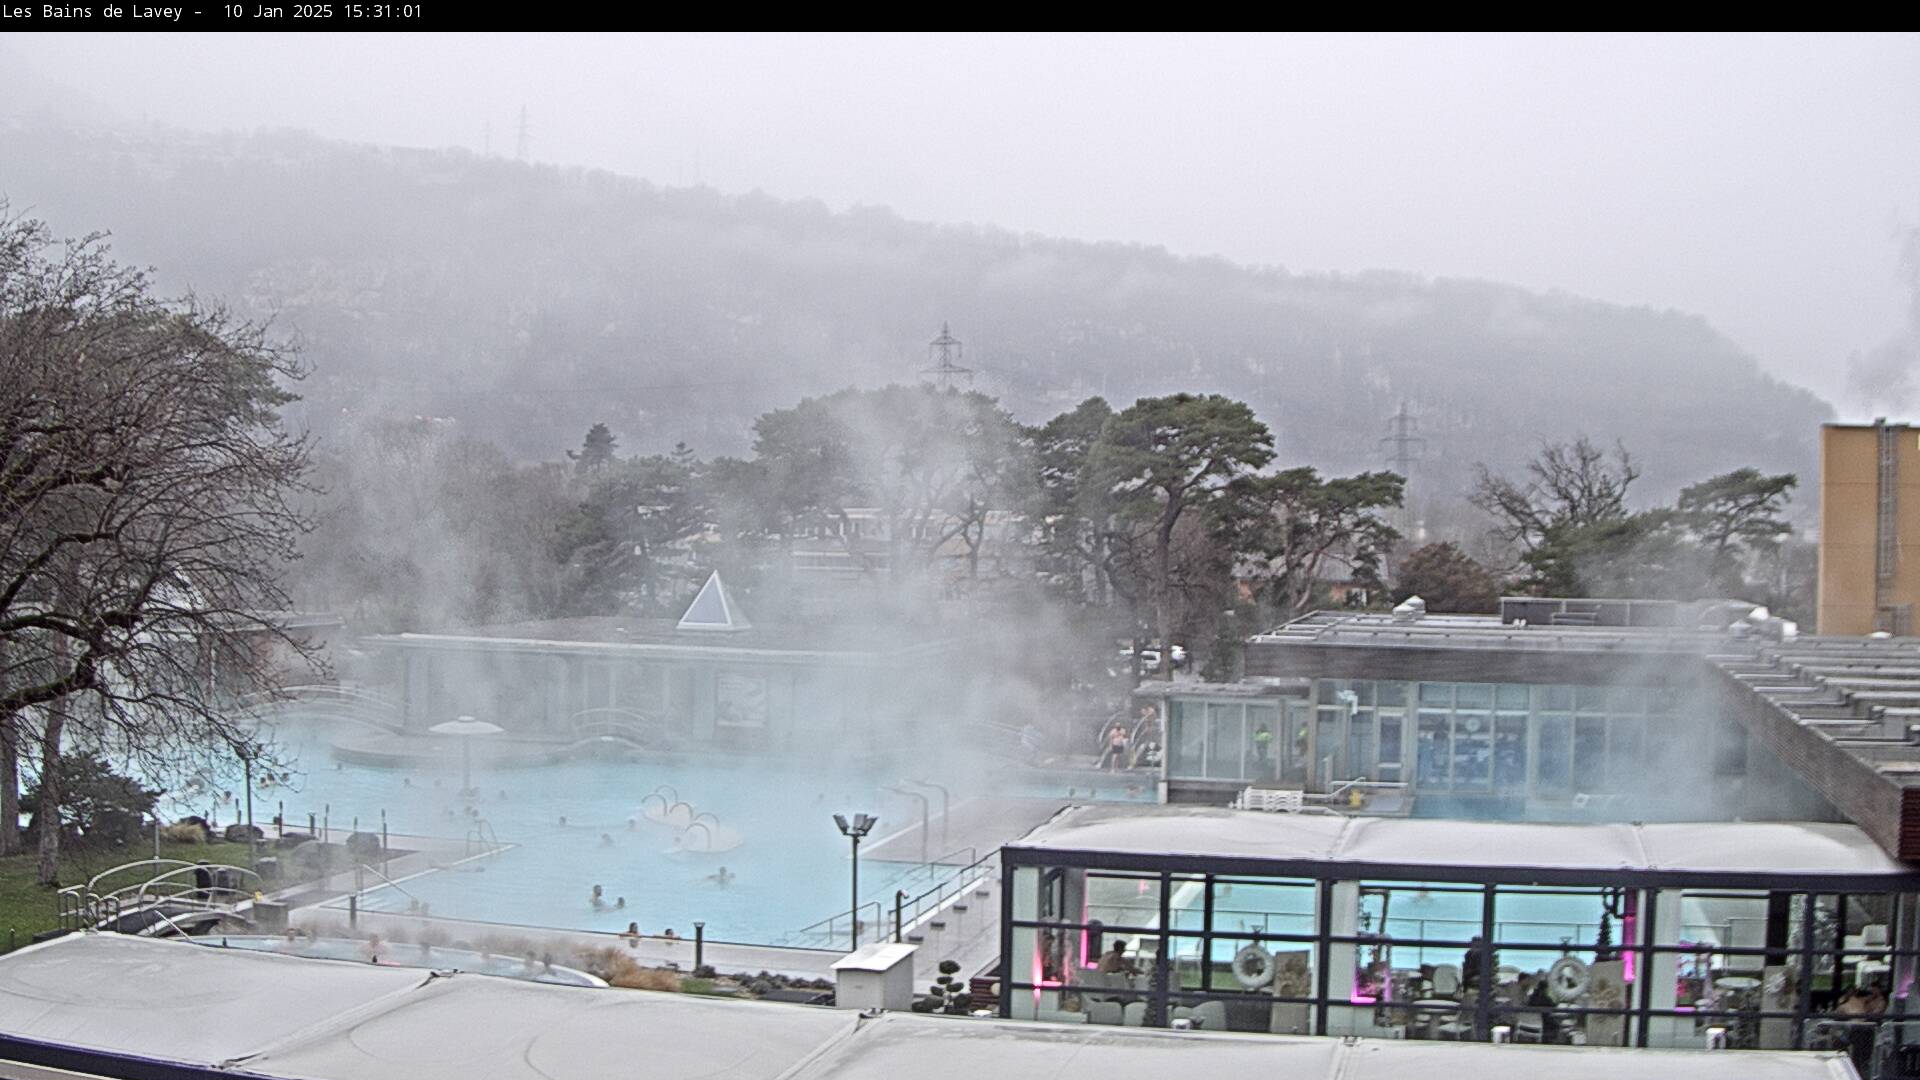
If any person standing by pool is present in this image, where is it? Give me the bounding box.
[1098,723,1130,772]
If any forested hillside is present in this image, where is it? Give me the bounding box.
[0,116,1830,512]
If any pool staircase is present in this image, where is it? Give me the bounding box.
[780,848,1000,952]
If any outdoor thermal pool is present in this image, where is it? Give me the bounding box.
[166,718,1123,946]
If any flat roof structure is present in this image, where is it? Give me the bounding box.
[0,934,855,1080]
[1245,609,1752,685]
[372,614,958,663]
[1239,608,1920,861]
[0,934,1863,1080]
[1005,805,1920,890]
[1716,635,1920,860]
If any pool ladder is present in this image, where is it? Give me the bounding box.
[466,817,503,858]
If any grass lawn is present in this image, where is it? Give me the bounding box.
[0,838,269,952]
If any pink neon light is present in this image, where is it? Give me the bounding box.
[1622,892,1638,983]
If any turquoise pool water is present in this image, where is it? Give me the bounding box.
[167,720,1032,945]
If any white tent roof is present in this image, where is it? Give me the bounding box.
[0,934,1862,1080]
[245,973,854,1080]
[0,934,850,1080]
[1007,805,1920,882]
[0,933,426,1064]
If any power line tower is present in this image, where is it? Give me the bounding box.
[515,106,531,162]
[920,322,974,389]
[1380,401,1426,539]
[1380,400,1425,479]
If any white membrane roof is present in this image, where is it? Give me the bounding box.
[1006,805,1918,880]
[0,934,1863,1080]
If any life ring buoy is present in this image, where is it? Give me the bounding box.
[1232,943,1275,989]
[1547,955,1590,1003]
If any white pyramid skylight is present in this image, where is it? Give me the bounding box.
[677,571,751,632]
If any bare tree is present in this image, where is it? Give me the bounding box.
[1471,436,1640,555]
[0,210,318,881]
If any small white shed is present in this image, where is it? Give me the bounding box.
[831,942,919,1012]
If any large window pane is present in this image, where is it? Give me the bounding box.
[1607,718,1644,792]
[1495,683,1531,710]
[1348,710,1375,782]
[1210,878,1318,938]
[1282,702,1310,783]
[1493,715,1528,791]
[1168,874,1208,933]
[1170,702,1205,778]
[1206,703,1244,780]
[1246,705,1280,781]
[1086,871,1164,931]
[1317,708,1342,781]
[1452,714,1492,788]
[1418,682,1452,707]
[1417,713,1450,787]
[1377,681,1409,708]
[1378,714,1404,781]
[1574,717,1608,792]
[1455,683,1494,710]
[1536,716,1573,796]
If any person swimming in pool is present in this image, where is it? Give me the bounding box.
[707,866,735,887]
[590,884,607,909]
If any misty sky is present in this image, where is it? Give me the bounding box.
[9,31,1918,409]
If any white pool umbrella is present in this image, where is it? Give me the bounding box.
[430,716,504,795]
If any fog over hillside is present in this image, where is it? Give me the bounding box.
[0,68,1831,515]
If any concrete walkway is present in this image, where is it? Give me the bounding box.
[864,796,1067,865]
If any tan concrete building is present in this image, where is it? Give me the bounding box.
[1819,420,1920,634]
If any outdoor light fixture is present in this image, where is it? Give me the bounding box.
[833,812,878,950]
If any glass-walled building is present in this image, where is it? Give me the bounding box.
[1146,608,1845,823]
[999,806,1920,1077]
[1151,677,1751,818]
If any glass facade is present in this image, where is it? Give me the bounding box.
[1002,859,1920,1073]
[1164,679,1737,807]
[1164,698,1291,783]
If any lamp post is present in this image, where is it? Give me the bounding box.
[833,812,877,950]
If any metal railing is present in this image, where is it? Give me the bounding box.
[56,859,262,933]
[892,849,998,942]
[895,846,978,884]
[237,682,405,732]
[465,818,503,858]
[788,900,886,950]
